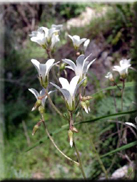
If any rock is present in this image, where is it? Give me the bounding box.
[111,162,134,179]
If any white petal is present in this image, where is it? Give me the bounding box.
[50,82,71,105]
[39,88,46,96]
[79,38,87,46]
[86,58,96,73]
[45,59,55,75]
[50,34,60,49]
[28,88,39,99]
[84,39,90,51]
[70,76,80,96]
[74,77,86,97]
[39,64,47,80]
[31,59,40,74]
[65,66,75,71]
[76,54,85,69]
[62,59,76,71]
[125,122,137,130]
[59,77,70,90]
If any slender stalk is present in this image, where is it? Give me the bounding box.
[41,114,79,166]
[45,90,66,119]
[111,85,121,140]
[121,79,125,112]
[73,141,87,179]
[69,111,86,179]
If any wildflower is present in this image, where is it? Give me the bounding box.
[51,24,63,31]
[105,72,114,82]
[30,26,60,49]
[50,76,85,111]
[31,58,57,88]
[28,88,54,111]
[113,59,131,79]
[62,54,96,80]
[68,34,87,49]
[83,39,90,52]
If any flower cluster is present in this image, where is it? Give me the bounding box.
[29,24,96,147]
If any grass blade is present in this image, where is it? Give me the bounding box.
[101,141,137,158]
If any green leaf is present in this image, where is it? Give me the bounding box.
[25,109,137,152]
[101,141,137,158]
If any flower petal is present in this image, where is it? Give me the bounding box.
[69,76,80,96]
[45,59,55,75]
[62,59,76,71]
[50,82,71,105]
[59,77,70,90]
[28,88,39,99]
[86,58,96,73]
[31,59,40,74]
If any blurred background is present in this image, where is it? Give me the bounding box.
[1,2,137,179]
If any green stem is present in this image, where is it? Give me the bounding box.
[45,90,66,119]
[73,140,87,179]
[41,114,79,166]
[121,79,125,112]
[69,111,86,179]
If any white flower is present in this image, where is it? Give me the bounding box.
[28,88,54,111]
[113,59,131,78]
[30,26,60,49]
[83,39,90,52]
[51,24,63,31]
[105,72,114,81]
[68,34,87,49]
[62,54,96,79]
[31,58,57,88]
[50,76,85,111]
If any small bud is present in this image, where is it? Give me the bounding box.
[80,100,90,114]
[38,106,45,114]
[60,63,66,71]
[105,72,114,82]
[31,99,41,111]
[76,51,80,56]
[71,126,78,133]
[68,130,73,147]
[81,96,92,101]
[82,77,88,87]
[32,125,39,136]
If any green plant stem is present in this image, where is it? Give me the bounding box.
[121,79,125,112]
[73,141,87,179]
[45,90,66,119]
[69,111,86,179]
[41,114,79,166]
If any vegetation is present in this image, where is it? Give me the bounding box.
[2,2,137,180]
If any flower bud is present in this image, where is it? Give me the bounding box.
[71,126,78,133]
[32,99,42,111]
[80,100,90,114]
[68,130,73,147]
[32,124,39,136]
[60,63,66,71]
[38,106,45,114]
[81,96,92,101]
[82,77,88,87]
